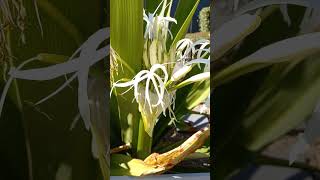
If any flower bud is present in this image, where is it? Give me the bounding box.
[170,65,192,82]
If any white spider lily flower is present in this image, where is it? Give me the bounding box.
[143,11,177,40]
[0,28,110,131]
[143,1,177,40]
[176,38,210,63]
[193,39,210,59]
[137,86,173,136]
[112,64,169,112]
[112,64,173,135]
[142,1,177,69]
[176,38,195,60]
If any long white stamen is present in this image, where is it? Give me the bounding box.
[112,64,169,113]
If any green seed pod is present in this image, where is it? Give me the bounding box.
[37,53,68,64]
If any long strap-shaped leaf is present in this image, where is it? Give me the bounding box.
[110,0,143,146]
[236,0,315,16]
[213,32,320,87]
[242,58,320,151]
[213,14,261,60]
[169,0,200,49]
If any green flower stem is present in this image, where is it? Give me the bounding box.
[6,31,34,180]
[137,118,152,159]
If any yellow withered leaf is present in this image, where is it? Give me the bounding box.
[111,125,210,176]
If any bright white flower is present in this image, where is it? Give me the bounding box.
[193,39,210,59]
[112,64,169,112]
[137,86,174,136]
[176,38,194,60]
[143,1,177,40]
[112,63,174,136]
[176,38,210,63]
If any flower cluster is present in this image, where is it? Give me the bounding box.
[112,0,210,136]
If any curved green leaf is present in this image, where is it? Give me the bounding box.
[213,14,262,60]
[236,0,313,16]
[213,32,320,87]
[242,58,320,151]
[169,0,200,49]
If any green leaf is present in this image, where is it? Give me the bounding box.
[184,80,210,110]
[169,0,200,49]
[236,0,312,16]
[242,58,320,151]
[110,0,144,147]
[145,0,163,13]
[174,72,209,90]
[37,0,83,45]
[213,14,262,60]
[213,32,320,87]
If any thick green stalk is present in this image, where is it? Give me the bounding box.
[137,118,152,159]
[6,31,33,180]
[110,0,143,154]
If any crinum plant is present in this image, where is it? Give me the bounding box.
[110,0,210,176]
[213,0,320,179]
